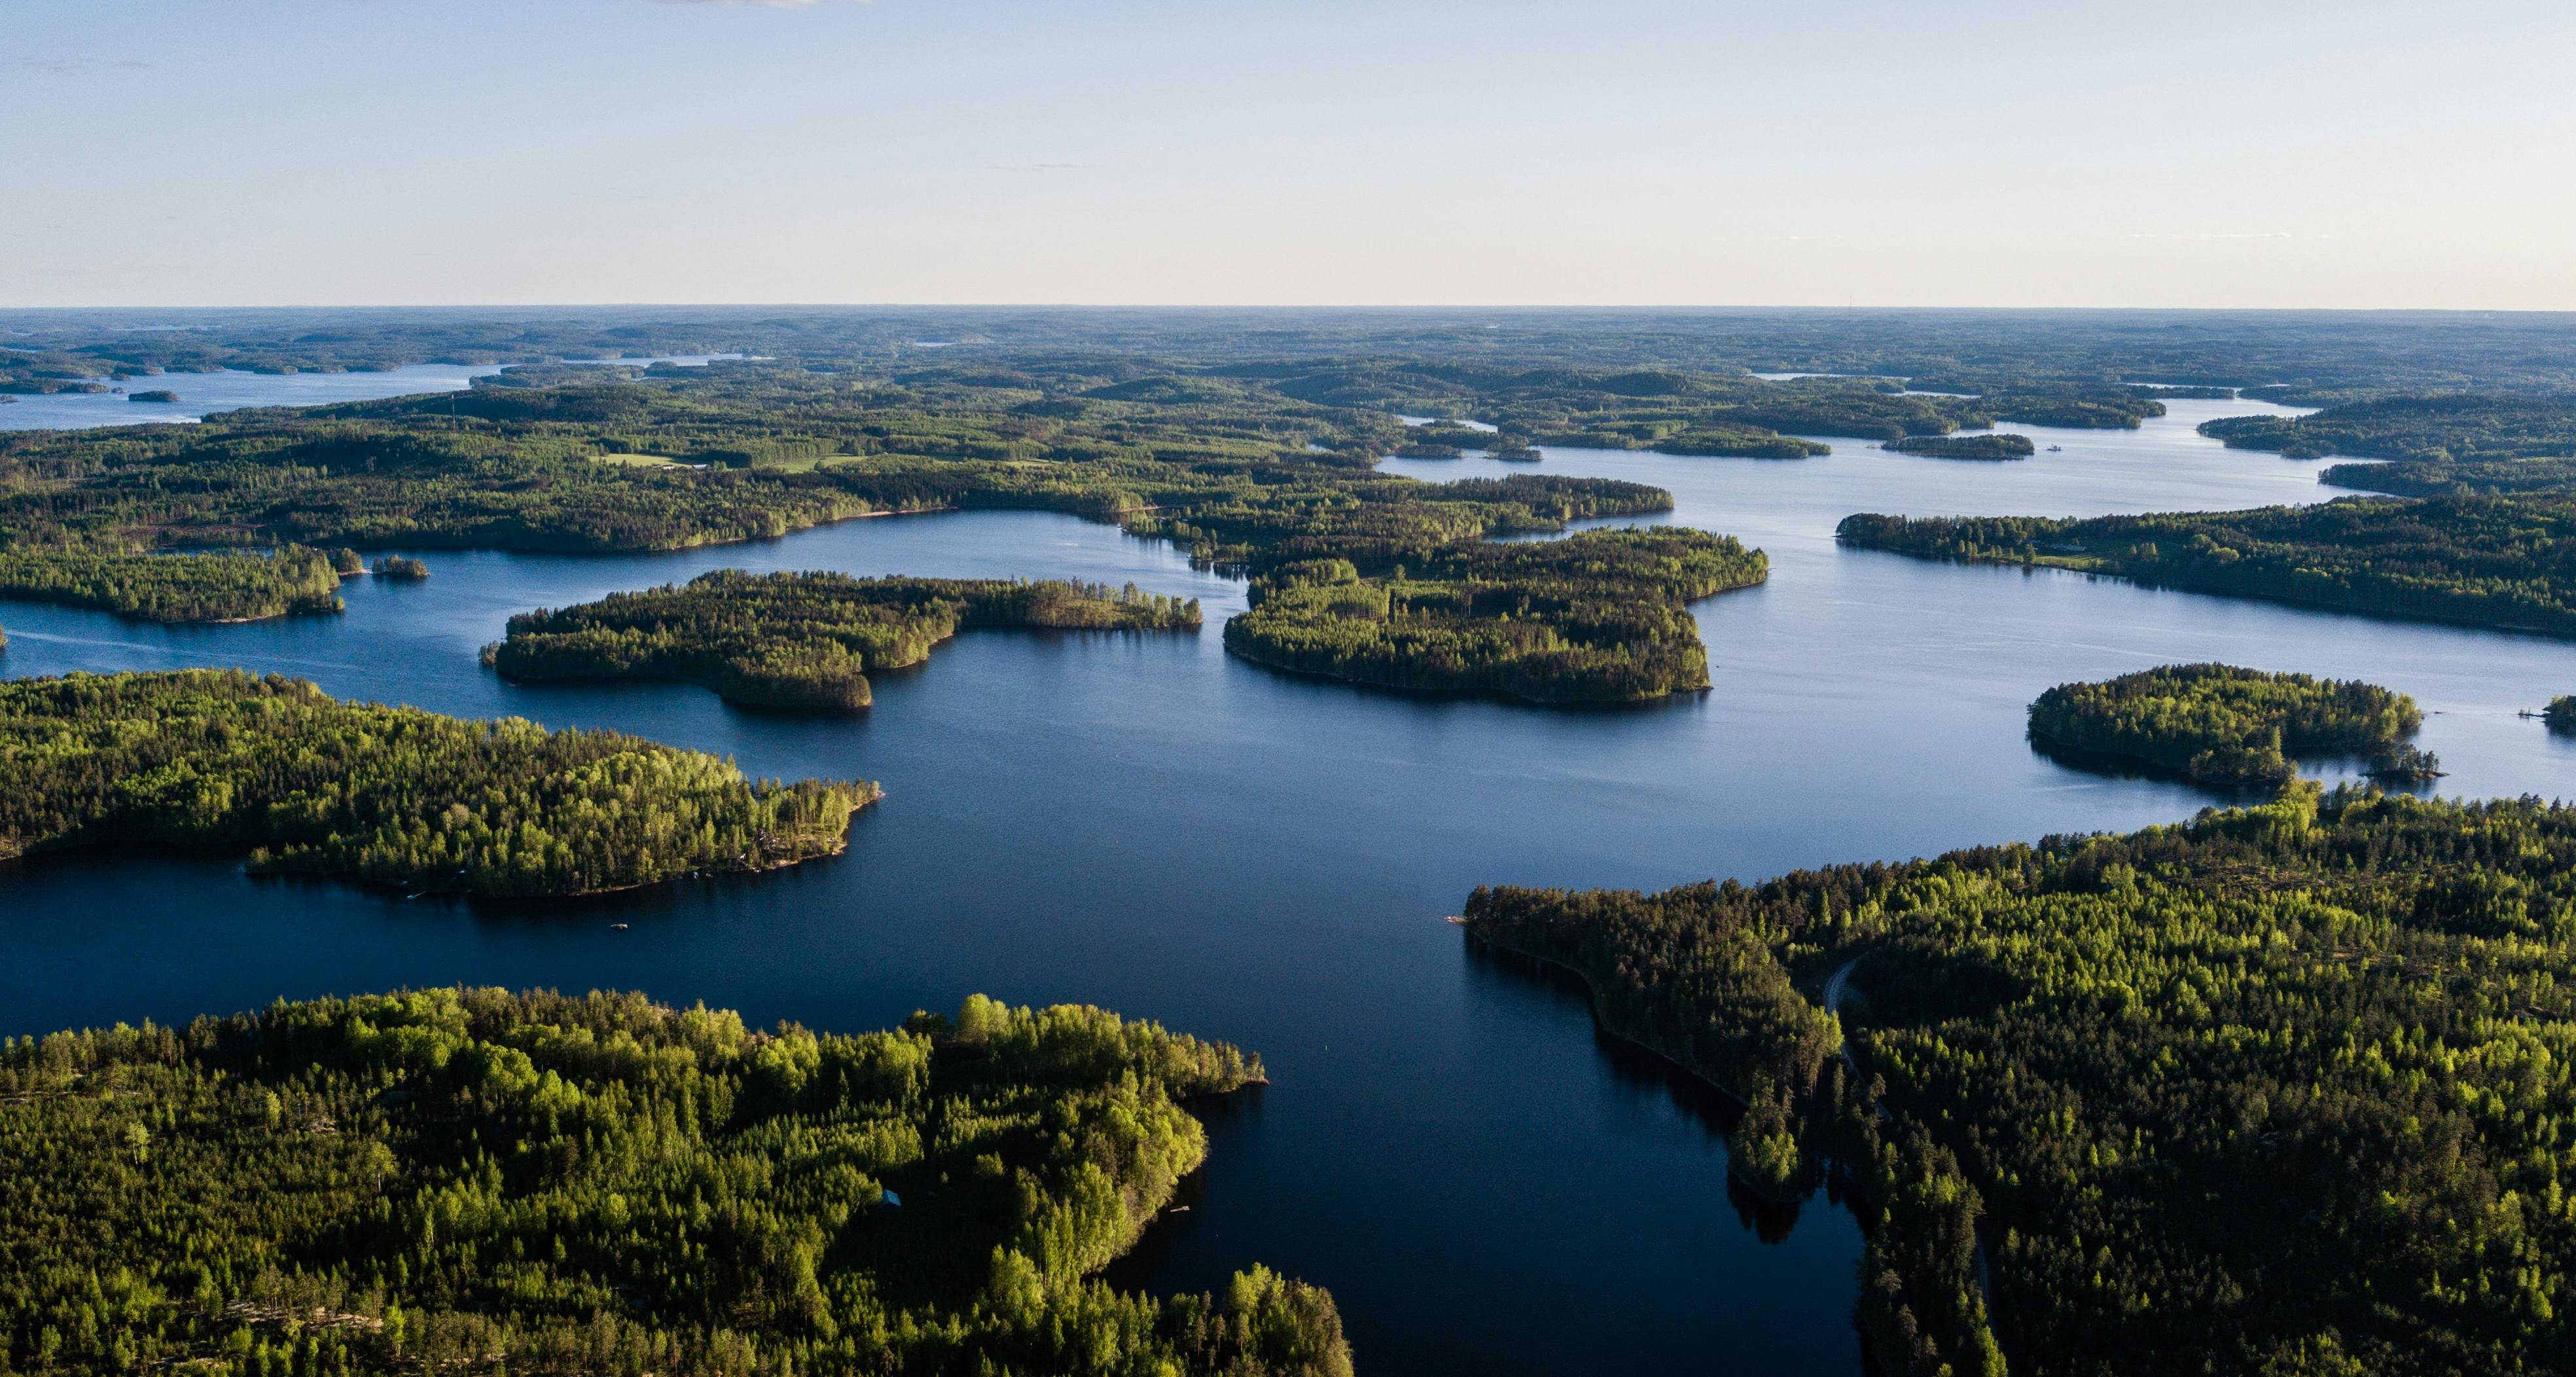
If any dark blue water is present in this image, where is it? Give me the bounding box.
[7,397,2575,1374]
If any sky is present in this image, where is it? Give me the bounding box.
[7,0,2575,309]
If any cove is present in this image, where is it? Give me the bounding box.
[5,397,2575,1374]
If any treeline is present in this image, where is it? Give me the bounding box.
[0,987,1351,1377]
[1884,434,2035,461]
[1464,785,2576,1374]
[1836,493,2576,637]
[1222,528,1766,704]
[0,546,344,623]
[1901,380,2169,429]
[491,571,1201,709]
[0,367,1677,612]
[2202,392,2576,464]
[2028,663,2422,787]
[1231,359,2016,453]
[0,670,872,896]
[15,305,2576,396]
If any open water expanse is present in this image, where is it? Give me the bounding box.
[0,355,742,429]
[6,397,2575,1372]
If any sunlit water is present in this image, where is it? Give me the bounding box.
[4,397,2572,1373]
[0,354,740,429]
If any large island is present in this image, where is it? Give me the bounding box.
[0,669,873,897]
[490,571,1203,709]
[1465,785,2576,1376]
[0,988,1351,1376]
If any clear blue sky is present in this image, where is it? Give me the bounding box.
[9,0,2573,308]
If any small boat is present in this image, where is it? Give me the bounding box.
[2045,444,2062,452]
[611,922,630,932]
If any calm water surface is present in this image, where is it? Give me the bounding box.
[6,397,2575,1374]
[0,355,740,429]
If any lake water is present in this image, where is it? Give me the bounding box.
[5,397,2574,1374]
[0,354,741,429]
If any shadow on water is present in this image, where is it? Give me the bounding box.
[1223,649,1719,717]
[1100,1085,1266,1293]
[1463,938,1821,1249]
[2026,732,2448,800]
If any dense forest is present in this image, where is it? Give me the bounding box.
[0,670,871,897]
[0,547,344,623]
[0,987,1350,1377]
[1464,785,2576,1376]
[2321,456,2576,499]
[0,361,1725,571]
[1837,493,2576,637]
[2027,663,2423,787]
[0,361,1783,698]
[20,306,2573,401]
[1234,360,1948,448]
[492,571,1202,709]
[1223,528,1766,703]
[1884,434,2035,461]
[2202,393,2576,464]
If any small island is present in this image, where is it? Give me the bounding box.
[2545,694,2576,733]
[371,554,431,579]
[2365,741,2445,781]
[0,988,1351,1377]
[0,669,874,896]
[1884,433,2035,461]
[127,388,181,403]
[490,569,1202,709]
[1222,526,1767,704]
[2028,662,2423,787]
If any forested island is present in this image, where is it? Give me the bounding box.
[2201,391,2576,463]
[1223,527,1766,703]
[0,365,1750,693]
[1837,493,2576,637]
[0,547,344,623]
[1884,434,2035,461]
[1247,360,2155,453]
[371,554,430,580]
[0,987,1351,1376]
[1464,785,2576,1376]
[0,670,872,896]
[128,389,180,404]
[2028,663,2422,787]
[491,571,1201,709]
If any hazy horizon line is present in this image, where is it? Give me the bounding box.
[9,302,2576,318]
